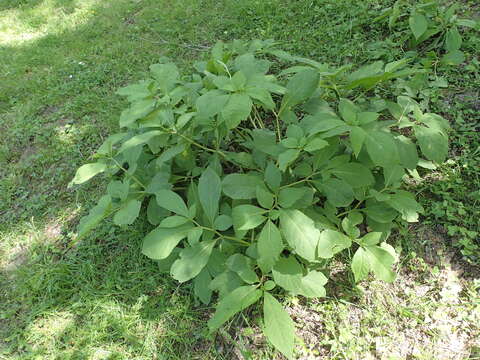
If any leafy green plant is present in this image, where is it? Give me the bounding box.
[69,40,450,358]
[378,0,478,67]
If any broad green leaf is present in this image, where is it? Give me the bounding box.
[246,86,275,110]
[147,197,169,225]
[187,227,203,245]
[282,68,319,108]
[338,98,359,123]
[346,61,384,87]
[113,199,142,226]
[420,113,450,132]
[265,162,282,191]
[272,257,327,297]
[209,271,244,299]
[232,205,267,231]
[414,125,448,163]
[300,113,345,136]
[409,13,428,39]
[76,195,112,240]
[317,229,352,258]
[441,50,465,66]
[351,247,369,282]
[256,185,274,209]
[330,163,374,187]
[118,131,163,154]
[116,82,151,101]
[341,213,362,238]
[263,293,295,360]
[213,214,232,231]
[207,285,262,332]
[360,232,383,246]
[252,129,282,156]
[272,256,303,291]
[213,75,234,92]
[171,239,217,283]
[225,151,255,168]
[281,137,299,149]
[157,248,180,273]
[263,280,276,291]
[278,187,312,208]
[156,143,186,166]
[365,245,396,282]
[370,189,391,202]
[384,165,405,187]
[222,93,253,129]
[364,201,398,223]
[196,90,229,118]
[226,254,258,284]
[304,137,329,153]
[286,124,304,139]
[149,63,179,93]
[278,149,300,171]
[176,112,195,130]
[386,190,423,222]
[365,131,399,167]
[155,189,189,217]
[349,126,366,157]
[280,209,319,262]
[142,224,194,260]
[357,112,379,125]
[96,133,127,155]
[316,178,354,207]
[456,19,478,28]
[159,215,189,228]
[257,220,284,273]
[299,270,328,297]
[198,168,221,224]
[119,99,156,127]
[107,180,129,201]
[396,135,419,169]
[235,54,270,79]
[445,27,462,52]
[69,162,107,186]
[222,173,264,199]
[194,268,212,305]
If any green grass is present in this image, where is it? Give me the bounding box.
[1,0,479,359]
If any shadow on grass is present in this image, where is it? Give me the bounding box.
[0,219,224,359]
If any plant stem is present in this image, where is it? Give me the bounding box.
[190,219,250,246]
[110,157,146,189]
[337,200,364,217]
[279,171,321,189]
[253,106,265,128]
[167,128,226,158]
[272,109,282,141]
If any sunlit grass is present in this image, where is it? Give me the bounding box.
[0,0,98,45]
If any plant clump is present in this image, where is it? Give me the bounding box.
[69,39,450,358]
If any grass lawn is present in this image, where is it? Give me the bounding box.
[0,0,479,359]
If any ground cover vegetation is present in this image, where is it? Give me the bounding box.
[1,0,479,359]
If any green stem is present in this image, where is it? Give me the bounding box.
[253,106,265,128]
[165,127,226,158]
[279,171,321,189]
[110,157,146,189]
[272,109,282,141]
[337,200,364,217]
[248,115,258,129]
[190,219,250,246]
